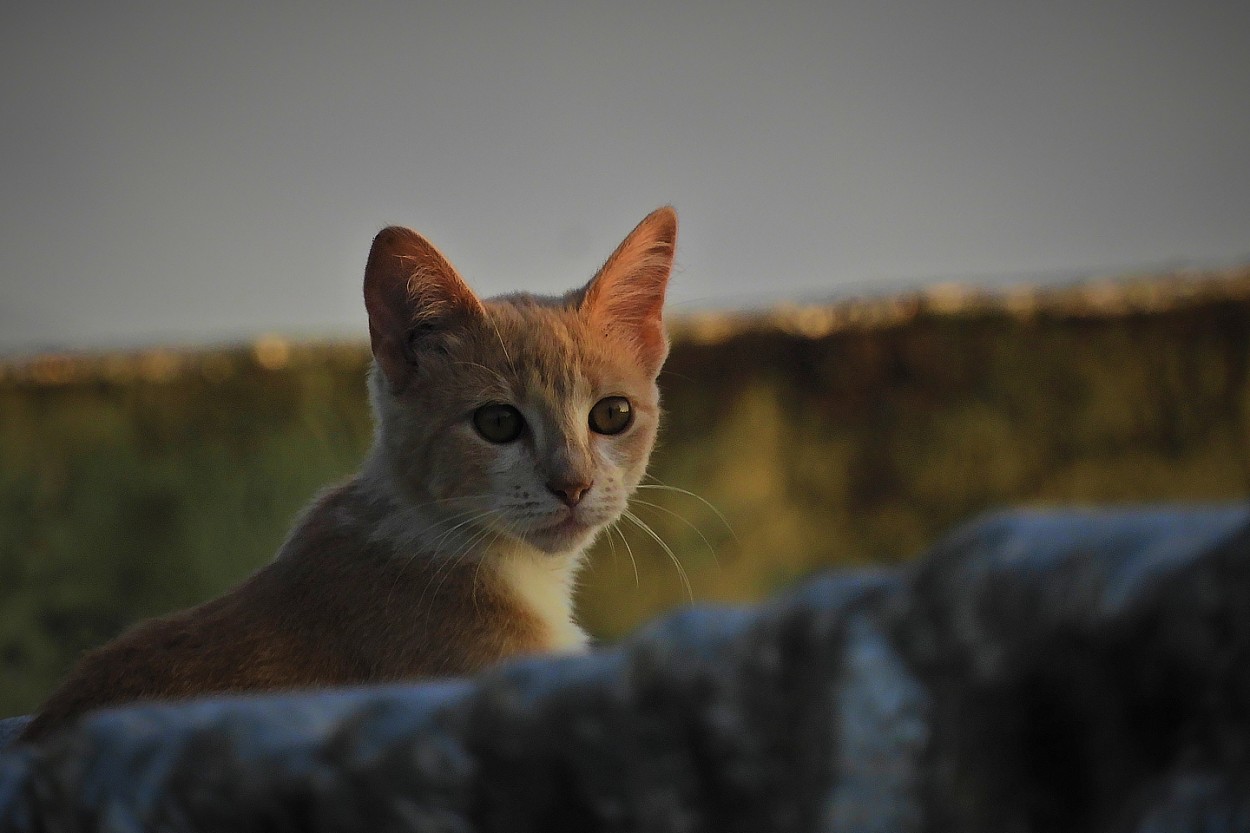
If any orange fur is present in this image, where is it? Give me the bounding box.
[21,207,678,742]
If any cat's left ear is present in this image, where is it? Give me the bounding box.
[363,225,484,393]
[580,206,677,377]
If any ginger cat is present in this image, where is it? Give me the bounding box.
[21,207,677,742]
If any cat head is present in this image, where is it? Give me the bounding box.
[363,207,677,559]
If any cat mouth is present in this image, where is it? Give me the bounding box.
[538,514,587,536]
[525,511,595,550]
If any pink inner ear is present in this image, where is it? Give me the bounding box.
[582,207,677,374]
[593,283,669,373]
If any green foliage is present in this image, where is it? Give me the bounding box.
[0,351,372,716]
[3,299,1250,716]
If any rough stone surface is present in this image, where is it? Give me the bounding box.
[1,505,1248,832]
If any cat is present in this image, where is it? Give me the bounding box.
[19,206,677,742]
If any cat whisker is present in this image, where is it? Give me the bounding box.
[397,507,498,613]
[635,481,739,544]
[451,360,511,390]
[419,514,501,616]
[377,493,489,519]
[622,509,692,601]
[435,522,492,592]
[658,367,696,385]
[601,522,619,570]
[627,497,721,569]
[470,530,501,614]
[482,313,519,379]
[609,521,640,588]
[393,506,493,584]
[470,515,533,614]
[425,508,496,554]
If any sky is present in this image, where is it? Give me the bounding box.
[2,1,1248,355]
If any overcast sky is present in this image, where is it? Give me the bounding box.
[2,1,1248,355]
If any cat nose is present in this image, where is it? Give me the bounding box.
[547,479,593,507]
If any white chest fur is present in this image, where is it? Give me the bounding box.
[494,551,589,652]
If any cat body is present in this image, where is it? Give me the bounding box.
[20,207,677,742]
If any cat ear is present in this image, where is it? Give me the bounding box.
[580,206,677,376]
[363,225,484,392]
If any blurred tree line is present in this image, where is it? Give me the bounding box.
[3,274,1249,716]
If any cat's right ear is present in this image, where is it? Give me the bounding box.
[363,225,484,393]
[580,206,677,378]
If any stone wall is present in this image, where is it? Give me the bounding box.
[2,505,1247,832]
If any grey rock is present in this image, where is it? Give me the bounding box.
[0,721,28,755]
[898,506,1250,833]
[1,505,1247,832]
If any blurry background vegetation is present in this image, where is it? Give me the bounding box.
[3,268,1250,716]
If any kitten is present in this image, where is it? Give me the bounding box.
[20,207,677,742]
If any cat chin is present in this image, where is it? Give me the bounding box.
[518,516,600,556]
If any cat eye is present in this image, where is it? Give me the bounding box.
[589,396,633,435]
[473,404,524,443]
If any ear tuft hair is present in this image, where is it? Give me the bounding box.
[363,225,483,392]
